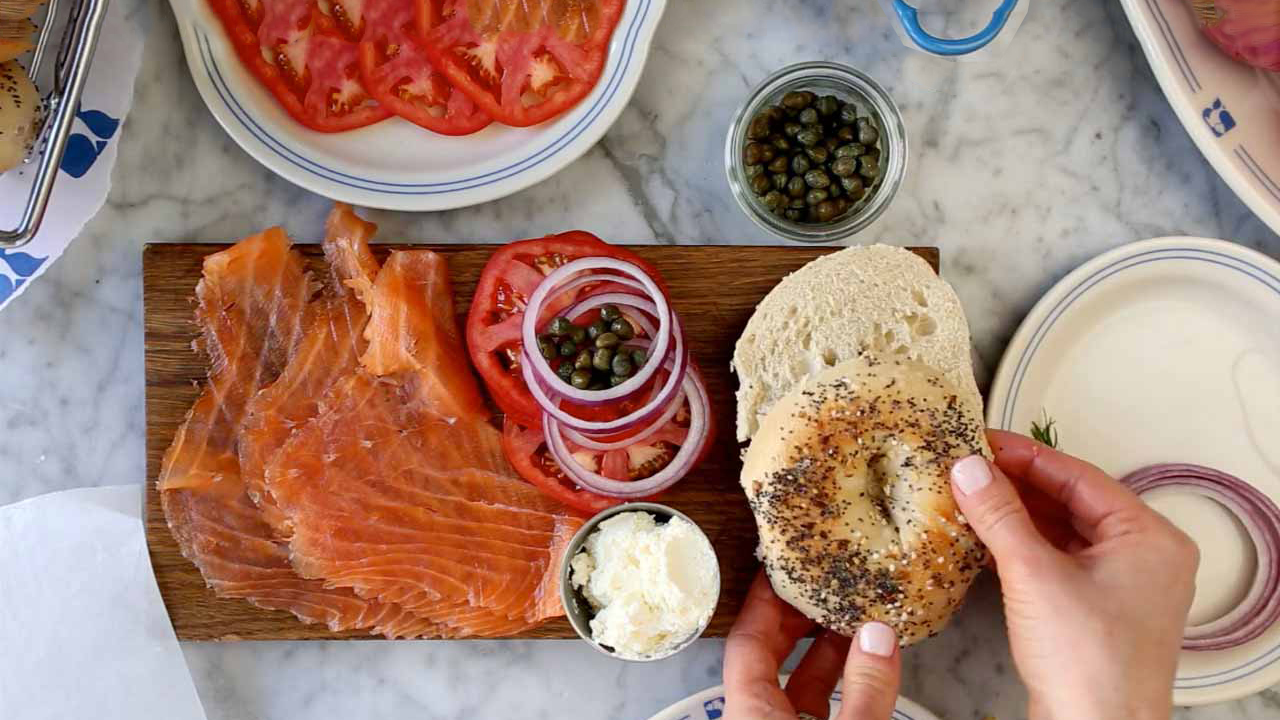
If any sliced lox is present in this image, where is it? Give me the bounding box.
[265,249,581,637]
[158,225,432,639]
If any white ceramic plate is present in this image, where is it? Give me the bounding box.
[988,237,1280,706]
[167,0,667,211]
[646,680,940,720]
[1118,0,1280,236]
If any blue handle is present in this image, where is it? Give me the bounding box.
[891,0,1019,56]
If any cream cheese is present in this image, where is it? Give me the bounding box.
[570,511,718,659]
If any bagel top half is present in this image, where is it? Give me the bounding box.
[740,353,990,645]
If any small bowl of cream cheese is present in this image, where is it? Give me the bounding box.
[561,502,720,661]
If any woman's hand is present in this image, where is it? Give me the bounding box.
[723,572,901,720]
[950,430,1200,720]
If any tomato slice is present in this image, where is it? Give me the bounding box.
[207,0,391,132]
[416,0,626,127]
[465,232,665,427]
[355,0,493,135]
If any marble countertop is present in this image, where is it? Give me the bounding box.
[2,0,1279,718]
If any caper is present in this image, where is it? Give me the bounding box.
[858,156,879,179]
[743,142,764,165]
[781,90,815,110]
[570,369,592,389]
[841,175,865,199]
[767,155,789,174]
[834,197,852,216]
[761,106,785,124]
[763,190,786,210]
[599,304,622,322]
[839,104,859,125]
[795,128,821,148]
[587,319,608,340]
[744,163,763,179]
[806,188,829,206]
[784,208,803,221]
[592,346,614,371]
[574,349,593,370]
[824,136,841,152]
[609,374,629,387]
[804,169,831,189]
[783,122,802,138]
[758,143,777,163]
[790,154,811,175]
[814,200,840,222]
[797,107,819,125]
[588,380,607,391]
[857,118,879,145]
[558,340,577,357]
[610,318,634,340]
[836,125,856,142]
[568,324,587,344]
[547,316,573,336]
[556,362,575,382]
[788,197,807,210]
[537,335,557,360]
[787,175,807,198]
[632,348,648,367]
[611,353,634,377]
[771,173,789,191]
[863,147,881,162]
[831,156,858,178]
[818,95,840,115]
[805,145,830,164]
[749,173,771,195]
[835,143,864,159]
[771,136,791,151]
[827,180,843,198]
[747,114,771,140]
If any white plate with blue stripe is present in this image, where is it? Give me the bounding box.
[167,0,667,211]
[646,681,941,720]
[988,237,1280,705]
[1119,0,1280,236]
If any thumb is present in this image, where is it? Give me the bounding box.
[950,455,1055,570]
[836,622,901,720]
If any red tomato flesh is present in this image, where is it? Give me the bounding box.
[417,0,627,127]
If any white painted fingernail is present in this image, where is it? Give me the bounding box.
[858,621,896,657]
[951,455,993,496]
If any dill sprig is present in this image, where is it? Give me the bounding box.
[1030,410,1059,448]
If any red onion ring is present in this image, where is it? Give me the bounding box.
[543,365,711,498]
[1120,463,1280,651]
[521,259,671,403]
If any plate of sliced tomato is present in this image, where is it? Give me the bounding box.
[168,0,665,210]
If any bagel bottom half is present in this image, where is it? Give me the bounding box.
[740,353,990,645]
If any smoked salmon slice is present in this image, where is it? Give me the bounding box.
[158,222,438,639]
[239,204,381,536]
[265,249,581,636]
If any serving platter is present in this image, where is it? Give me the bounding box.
[1119,0,1280,236]
[646,681,940,720]
[987,237,1280,705]
[143,242,939,641]
[167,0,668,211]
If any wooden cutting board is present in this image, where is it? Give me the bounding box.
[144,243,939,641]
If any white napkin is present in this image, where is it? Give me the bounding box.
[0,0,145,311]
[0,486,207,720]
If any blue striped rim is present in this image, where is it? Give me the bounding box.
[701,692,916,719]
[1236,147,1280,204]
[1144,0,1200,93]
[997,245,1280,689]
[194,0,653,195]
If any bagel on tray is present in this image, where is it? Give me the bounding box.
[734,245,989,645]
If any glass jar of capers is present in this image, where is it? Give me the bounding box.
[538,304,650,391]
[726,62,906,243]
